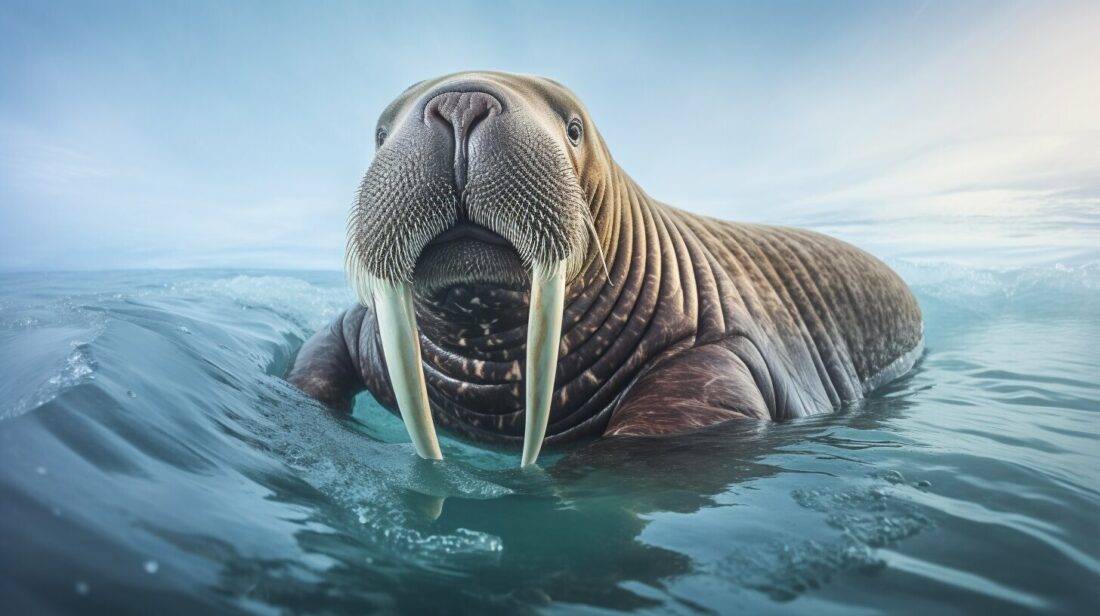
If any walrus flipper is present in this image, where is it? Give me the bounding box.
[604,344,772,437]
[287,307,368,411]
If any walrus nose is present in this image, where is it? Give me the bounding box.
[424,91,502,195]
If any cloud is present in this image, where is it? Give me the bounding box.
[0,1,1097,271]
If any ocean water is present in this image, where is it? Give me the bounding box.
[1,249,1098,613]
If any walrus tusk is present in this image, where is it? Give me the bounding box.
[521,260,566,467]
[370,279,443,460]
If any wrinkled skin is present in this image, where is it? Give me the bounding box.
[288,71,923,448]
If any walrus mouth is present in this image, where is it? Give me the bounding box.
[425,222,511,247]
[352,258,566,467]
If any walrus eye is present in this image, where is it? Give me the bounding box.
[567,118,583,145]
[375,127,387,148]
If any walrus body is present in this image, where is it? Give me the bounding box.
[288,72,922,461]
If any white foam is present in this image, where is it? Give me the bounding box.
[863,335,924,394]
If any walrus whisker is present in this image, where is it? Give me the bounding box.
[583,208,612,286]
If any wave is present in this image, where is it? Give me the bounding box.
[0,265,1096,612]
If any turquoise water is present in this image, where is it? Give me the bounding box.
[1,257,1097,613]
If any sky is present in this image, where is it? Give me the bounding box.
[1,0,1097,271]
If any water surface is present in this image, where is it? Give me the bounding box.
[1,259,1097,613]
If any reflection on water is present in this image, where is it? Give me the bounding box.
[0,260,1097,613]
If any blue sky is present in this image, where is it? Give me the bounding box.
[1,0,1097,270]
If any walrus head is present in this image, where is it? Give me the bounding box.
[346,72,613,465]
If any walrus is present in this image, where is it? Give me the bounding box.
[287,71,923,466]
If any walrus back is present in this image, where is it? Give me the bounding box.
[672,209,923,397]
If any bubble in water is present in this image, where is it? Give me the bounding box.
[353,505,504,557]
[74,581,89,595]
[144,560,159,574]
[881,470,906,484]
[36,466,47,476]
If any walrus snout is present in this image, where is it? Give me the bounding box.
[347,72,589,287]
[424,91,502,196]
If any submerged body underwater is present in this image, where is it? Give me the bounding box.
[1,223,1098,613]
